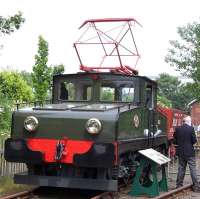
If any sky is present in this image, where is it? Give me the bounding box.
[0,0,200,76]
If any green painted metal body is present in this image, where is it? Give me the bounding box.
[11,72,167,148]
[12,108,117,141]
[118,108,150,139]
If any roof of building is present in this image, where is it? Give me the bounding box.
[188,99,199,107]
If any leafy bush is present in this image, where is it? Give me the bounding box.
[0,92,13,136]
[0,71,34,102]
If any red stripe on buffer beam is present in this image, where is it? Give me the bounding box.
[27,138,93,163]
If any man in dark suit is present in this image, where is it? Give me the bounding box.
[174,116,200,192]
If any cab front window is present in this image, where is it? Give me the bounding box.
[100,81,135,103]
[59,80,92,101]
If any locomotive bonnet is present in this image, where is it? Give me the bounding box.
[4,18,167,191]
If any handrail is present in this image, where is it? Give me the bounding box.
[15,99,52,110]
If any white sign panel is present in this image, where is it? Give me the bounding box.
[139,148,171,165]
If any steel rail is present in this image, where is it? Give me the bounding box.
[0,188,37,199]
[154,184,192,199]
[90,183,125,199]
[0,189,115,199]
[90,192,115,199]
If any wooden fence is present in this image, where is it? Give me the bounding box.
[0,139,27,176]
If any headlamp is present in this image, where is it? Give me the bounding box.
[24,116,38,132]
[85,118,102,135]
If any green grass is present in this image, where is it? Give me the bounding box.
[0,133,9,139]
[0,176,33,196]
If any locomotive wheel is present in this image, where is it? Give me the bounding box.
[118,152,139,185]
[123,174,130,185]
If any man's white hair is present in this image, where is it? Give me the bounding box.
[183,116,192,126]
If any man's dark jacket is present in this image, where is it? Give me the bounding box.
[174,124,197,157]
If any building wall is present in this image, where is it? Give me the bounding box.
[191,101,200,126]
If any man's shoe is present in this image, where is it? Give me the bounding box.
[192,186,200,193]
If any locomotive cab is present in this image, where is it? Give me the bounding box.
[53,73,156,107]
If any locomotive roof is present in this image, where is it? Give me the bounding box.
[53,72,157,86]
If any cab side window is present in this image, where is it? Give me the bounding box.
[145,85,154,109]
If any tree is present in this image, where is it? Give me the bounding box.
[0,71,34,102]
[0,12,25,35]
[165,21,200,99]
[157,73,181,107]
[32,37,65,102]
[47,64,65,93]
[156,73,193,110]
[52,64,65,76]
[0,92,13,134]
[0,12,25,135]
[32,36,52,103]
[157,95,172,108]
[0,71,34,135]
[20,70,33,87]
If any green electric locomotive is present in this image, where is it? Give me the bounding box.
[4,18,167,191]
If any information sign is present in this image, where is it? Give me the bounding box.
[139,148,170,165]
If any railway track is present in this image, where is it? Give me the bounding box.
[0,188,36,199]
[0,184,194,199]
[155,184,193,199]
[0,188,116,199]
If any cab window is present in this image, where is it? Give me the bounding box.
[100,87,115,101]
[121,87,134,102]
[59,81,92,101]
[100,81,135,102]
[60,82,75,100]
